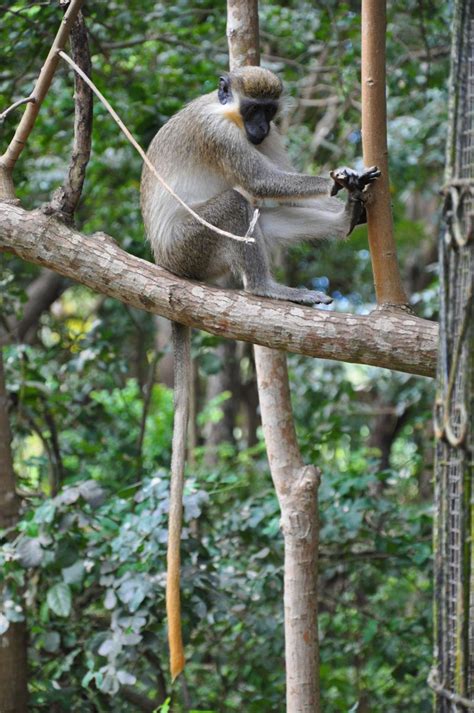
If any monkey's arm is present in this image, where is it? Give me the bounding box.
[216,132,333,200]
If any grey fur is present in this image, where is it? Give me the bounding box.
[141,67,379,305]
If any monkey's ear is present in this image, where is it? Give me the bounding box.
[218,75,231,105]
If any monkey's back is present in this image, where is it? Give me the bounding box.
[141,94,232,265]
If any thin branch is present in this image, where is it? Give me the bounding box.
[0,0,85,185]
[361,0,408,306]
[100,33,201,53]
[136,349,161,473]
[21,406,57,494]
[0,351,21,527]
[41,398,64,496]
[48,11,92,218]
[0,203,438,377]
[120,686,162,713]
[0,97,36,123]
[58,51,256,245]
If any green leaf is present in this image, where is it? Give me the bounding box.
[16,537,44,567]
[62,560,85,585]
[34,501,56,524]
[43,631,60,652]
[47,583,72,617]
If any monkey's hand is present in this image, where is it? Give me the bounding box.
[330,166,381,197]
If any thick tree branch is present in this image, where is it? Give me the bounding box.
[0,203,438,377]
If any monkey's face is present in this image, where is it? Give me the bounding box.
[218,73,279,146]
[240,98,278,145]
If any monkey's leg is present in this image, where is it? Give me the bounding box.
[234,217,333,305]
[173,190,332,305]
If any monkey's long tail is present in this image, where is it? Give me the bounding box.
[167,321,191,681]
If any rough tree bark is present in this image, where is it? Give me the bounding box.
[227,1,321,710]
[0,204,437,377]
[47,9,93,218]
[253,347,321,712]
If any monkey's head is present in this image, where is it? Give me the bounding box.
[218,67,283,145]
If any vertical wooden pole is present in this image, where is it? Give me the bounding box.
[227,0,260,67]
[361,0,408,306]
[227,2,320,711]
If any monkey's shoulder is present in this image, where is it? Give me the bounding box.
[150,93,245,161]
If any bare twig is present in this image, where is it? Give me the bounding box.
[0,352,21,527]
[21,406,58,495]
[100,33,201,53]
[41,399,64,496]
[310,101,341,154]
[120,685,162,712]
[0,97,36,123]
[0,0,86,201]
[58,51,256,244]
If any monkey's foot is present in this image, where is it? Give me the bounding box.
[304,290,333,305]
[287,289,333,305]
[249,283,333,305]
[330,166,381,196]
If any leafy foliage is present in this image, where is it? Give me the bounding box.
[0,0,446,710]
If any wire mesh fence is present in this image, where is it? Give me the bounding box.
[432,0,474,710]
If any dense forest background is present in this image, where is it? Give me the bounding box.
[1,1,449,710]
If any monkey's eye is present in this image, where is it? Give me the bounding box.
[265,104,277,121]
[218,76,231,105]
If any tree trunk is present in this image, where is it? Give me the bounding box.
[0,351,29,712]
[227,2,321,710]
[254,347,320,712]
